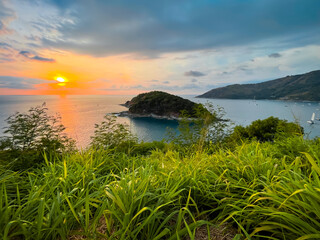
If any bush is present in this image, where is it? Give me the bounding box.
[90,114,137,149]
[167,103,229,154]
[229,116,303,143]
[129,141,167,155]
[0,103,75,170]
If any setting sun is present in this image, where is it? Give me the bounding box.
[56,77,66,83]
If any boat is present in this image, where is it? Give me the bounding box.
[307,112,316,124]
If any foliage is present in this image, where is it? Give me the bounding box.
[90,114,137,149]
[167,103,229,154]
[0,149,44,171]
[1,136,320,239]
[229,116,303,143]
[0,103,75,152]
[127,91,210,118]
[198,69,320,101]
[90,115,167,155]
[118,140,167,156]
[1,103,320,239]
[0,149,210,240]
[0,104,75,170]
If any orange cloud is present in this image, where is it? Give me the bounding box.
[0,49,140,94]
[0,46,176,95]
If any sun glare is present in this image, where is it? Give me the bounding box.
[56,77,66,83]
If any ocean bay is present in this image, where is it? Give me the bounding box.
[0,95,319,148]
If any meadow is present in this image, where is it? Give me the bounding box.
[0,105,320,240]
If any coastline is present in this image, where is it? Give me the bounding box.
[115,111,193,121]
[114,110,227,122]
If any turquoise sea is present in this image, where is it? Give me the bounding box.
[0,95,319,148]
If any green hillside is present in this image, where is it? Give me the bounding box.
[125,91,209,118]
[1,104,320,239]
[197,70,320,101]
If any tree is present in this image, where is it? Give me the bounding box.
[0,103,75,152]
[0,103,76,171]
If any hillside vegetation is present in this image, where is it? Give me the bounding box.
[198,70,320,101]
[125,91,209,118]
[0,104,320,240]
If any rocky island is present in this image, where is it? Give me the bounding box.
[119,91,209,120]
[197,70,320,101]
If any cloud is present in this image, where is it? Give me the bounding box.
[184,70,206,77]
[35,0,320,57]
[1,0,320,95]
[19,51,31,57]
[0,0,15,35]
[174,55,197,60]
[0,42,15,62]
[206,45,320,86]
[0,42,11,49]
[162,81,170,84]
[104,82,195,92]
[103,79,230,94]
[31,55,55,62]
[0,57,14,63]
[0,76,45,89]
[268,53,282,58]
[0,51,14,63]
[19,51,55,62]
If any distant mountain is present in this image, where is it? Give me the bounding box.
[197,70,320,101]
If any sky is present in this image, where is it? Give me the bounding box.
[0,0,320,95]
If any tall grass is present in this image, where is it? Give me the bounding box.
[1,136,320,239]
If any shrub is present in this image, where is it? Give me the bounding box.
[129,141,167,155]
[0,103,75,152]
[0,103,75,170]
[90,114,137,149]
[229,116,303,143]
[167,103,229,154]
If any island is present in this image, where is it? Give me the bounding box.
[119,91,209,119]
[197,69,320,101]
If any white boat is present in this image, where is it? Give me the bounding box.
[307,112,316,124]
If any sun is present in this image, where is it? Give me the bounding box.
[56,77,66,83]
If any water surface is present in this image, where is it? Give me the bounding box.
[0,95,319,148]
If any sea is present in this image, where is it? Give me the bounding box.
[0,95,319,148]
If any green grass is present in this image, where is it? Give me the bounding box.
[1,136,320,239]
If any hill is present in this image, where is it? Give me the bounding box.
[124,91,208,118]
[197,70,320,101]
